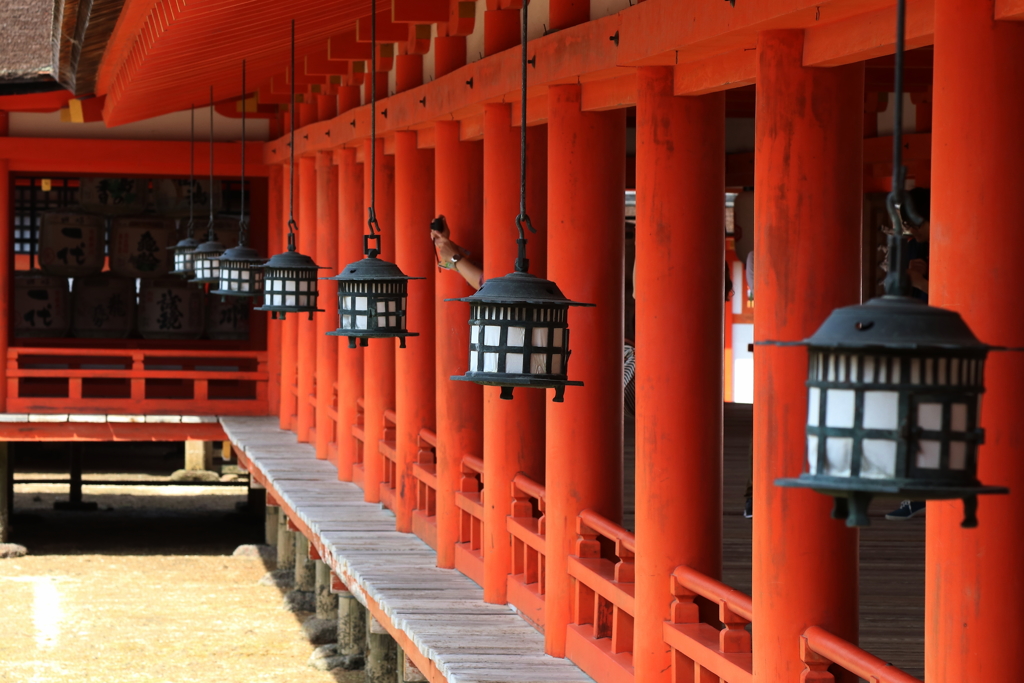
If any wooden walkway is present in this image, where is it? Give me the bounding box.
[220,416,594,683]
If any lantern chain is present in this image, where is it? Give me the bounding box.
[239,59,248,247]
[515,0,537,274]
[207,86,216,243]
[287,20,298,252]
[365,0,382,259]
[187,104,195,239]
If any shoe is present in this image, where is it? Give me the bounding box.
[885,500,925,520]
[743,498,753,519]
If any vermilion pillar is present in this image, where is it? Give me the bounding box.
[634,67,725,683]
[336,147,364,482]
[266,165,283,416]
[548,0,588,32]
[362,139,396,504]
[434,121,484,568]
[545,85,625,656]
[394,131,436,532]
[752,31,862,682]
[315,152,339,462]
[434,37,466,78]
[296,155,318,443]
[482,103,548,604]
[927,3,1024,682]
[396,54,423,94]
[279,160,298,431]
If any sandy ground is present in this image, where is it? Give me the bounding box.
[0,481,363,683]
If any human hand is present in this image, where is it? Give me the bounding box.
[433,236,460,267]
[430,214,450,241]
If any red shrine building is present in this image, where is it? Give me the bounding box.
[0,1,1022,682]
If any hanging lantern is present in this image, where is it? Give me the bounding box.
[171,105,201,279]
[211,59,266,300]
[774,0,1007,528]
[449,271,590,402]
[328,250,420,347]
[328,4,419,347]
[775,297,1007,527]
[259,22,326,320]
[448,0,591,403]
[190,87,226,286]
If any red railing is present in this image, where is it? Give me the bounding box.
[326,380,339,462]
[507,473,546,631]
[378,409,398,511]
[664,566,752,683]
[566,510,636,683]
[411,428,438,549]
[351,397,365,489]
[7,347,268,415]
[800,627,922,683]
[454,454,484,587]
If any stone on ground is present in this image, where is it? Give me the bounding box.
[170,469,221,483]
[0,543,27,558]
[258,568,295,588]
[233,544,276,562]
[283,590,316,612]
[302,616,338,644]
[308,643,364,671]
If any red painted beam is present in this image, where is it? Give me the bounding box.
[803,0,934,67]
[674,49,756,96]
[392,0,448,23]
[996,0,1024,20]
[356,10,412,42]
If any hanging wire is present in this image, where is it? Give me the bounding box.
[207,86,216,241]
[364,0,381,257]
[239,59,248,247]
[883,0,922,297]
[287,20,298,251]
[514,0,536,274]
[188,104,195,238]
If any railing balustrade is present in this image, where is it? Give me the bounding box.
[378,409,398,511]
[351,397,365,488]
[664,565,753,683]
[7,347,268,415]
[507,473,546,630]
[454,454,484,586]
[566,509,636,683]
[800,626,922,683]
[411,428,438,549]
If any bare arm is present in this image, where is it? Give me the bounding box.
[430,215,484,291]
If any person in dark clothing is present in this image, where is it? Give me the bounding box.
[886,187,930,521]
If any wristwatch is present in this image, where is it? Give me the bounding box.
[449,253,463,269]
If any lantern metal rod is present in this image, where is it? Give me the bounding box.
[515,0,536,274]
[287,19,297,252]
[206,85,216,241]
[239,59,248,247]
[883,0,923,298]
[364,0,381,258]
[188,104,195,239]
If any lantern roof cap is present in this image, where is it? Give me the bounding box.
[171,237,200,251]
[193,239,225,255]
[220,245,265,263]
[447,271,594,307]
[261,249,323,271]
[805,296,988,352]
[328,256,422,282]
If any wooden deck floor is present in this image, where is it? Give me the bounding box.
[221,417,594,683]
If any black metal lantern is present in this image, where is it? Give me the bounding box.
[776,297,1007,527]
[190,86,226,286]
[171,105,200,278]
[327,0,421,347]
[327,253,419,348]
[448,0,592,403]
[449,271,591,402]
[775,0,1007,528]
[211,60,266,300]
[255,22,325,320]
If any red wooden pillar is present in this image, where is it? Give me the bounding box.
[394,131,436,532]
[362,139,397,504]
[266,165,283,416]
[549,0,589,32]
[296,155,318,443]
[434,37,466,79]
[633,67,725,683]
[752,31,863,682]
[927,3,1024,681]
[315,151,339,461]
[544,84,625,657]
[396,54,423,94]
[279,160,298,431]
[336,147,364,482]
[434,121,484,568]
[0,112,8,412]
[482,103,548,603]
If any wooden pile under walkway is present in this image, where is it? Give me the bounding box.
[220,416,593,683]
